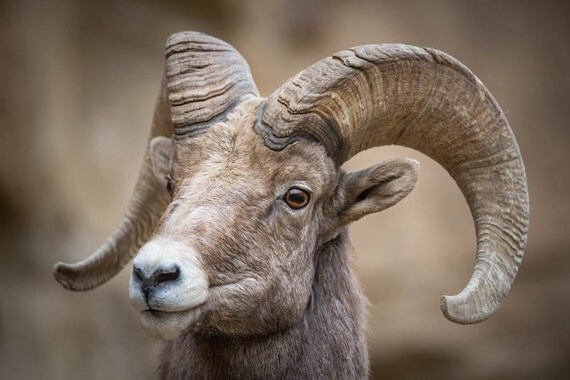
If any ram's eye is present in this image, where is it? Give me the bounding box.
[166,175,173,194]
[284,187,311,210]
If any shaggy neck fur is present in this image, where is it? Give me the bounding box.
[158,229,368,379]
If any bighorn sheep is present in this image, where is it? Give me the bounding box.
[54,31,529,379]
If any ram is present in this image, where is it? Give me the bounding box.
[54,31,529,379]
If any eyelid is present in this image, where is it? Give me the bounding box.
[278,185,312,201]
[286,183,312,195]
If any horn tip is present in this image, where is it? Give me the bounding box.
[53,262,86,291]
[440,294,492,325]
[53,262,75,290]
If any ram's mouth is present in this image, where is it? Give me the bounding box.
[139,304,204,340]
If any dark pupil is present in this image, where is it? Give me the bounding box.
[287,189,308,208]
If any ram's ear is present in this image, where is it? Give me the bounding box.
[150,136,172,188]
[337,158,419,226]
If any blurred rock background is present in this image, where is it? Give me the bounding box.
[0,0,568,379]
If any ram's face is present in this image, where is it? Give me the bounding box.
[128,100,339,339]
[128,98,418,340]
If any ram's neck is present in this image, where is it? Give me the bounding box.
[158,229,368,379]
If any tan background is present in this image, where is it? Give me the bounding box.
[1,0,568,379]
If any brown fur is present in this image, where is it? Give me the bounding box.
[159,231,368,379]
[146,99,417,378]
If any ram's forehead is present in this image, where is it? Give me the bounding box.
[172,100,337,193]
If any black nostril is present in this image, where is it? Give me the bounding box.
[132,265,146,282]
[153,265,181,285]
[135,265,180,295]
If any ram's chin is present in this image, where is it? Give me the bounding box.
[140,308,203,340]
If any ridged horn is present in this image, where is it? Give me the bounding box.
[54,31,258,291]
[258,44,529,324]
[166,31,259,139]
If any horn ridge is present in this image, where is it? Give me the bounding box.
[166,31,259,135]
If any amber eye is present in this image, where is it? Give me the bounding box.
[284,187,311,210]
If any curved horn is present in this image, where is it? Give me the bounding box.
[54,31,258,291]
[259,44,529,324]
[166,32,259,139]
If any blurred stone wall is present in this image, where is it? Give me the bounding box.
[0,0,568,379]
